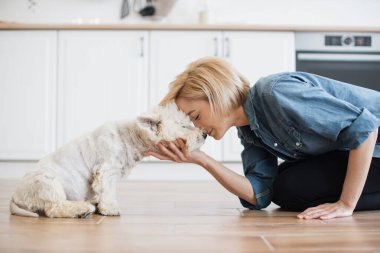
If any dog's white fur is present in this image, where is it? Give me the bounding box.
[10,102,205,218]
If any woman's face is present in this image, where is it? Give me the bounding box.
[176,97,232,140]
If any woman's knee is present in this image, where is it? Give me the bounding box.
[272,172,310,211]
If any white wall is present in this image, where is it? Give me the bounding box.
[0,0,379,27]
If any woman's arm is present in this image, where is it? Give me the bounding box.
[145,139,257,205]
[298,129,378,220]
[197,152,256,205]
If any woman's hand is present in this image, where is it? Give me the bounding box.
[297,200,354,220]
[145,138,207,165]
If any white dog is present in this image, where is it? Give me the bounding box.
[10,102,206,218]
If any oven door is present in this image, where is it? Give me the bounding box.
[296,52,380,92]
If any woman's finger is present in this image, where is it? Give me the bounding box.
[297,207,314,218]
[298,206,324,219]
[320,211,338,220]
[167,142,187,161]
[305,209,330,219]
[174,139,182,150]
[177,139,188,154]
[156,143,180,162]
[299,204,338,219]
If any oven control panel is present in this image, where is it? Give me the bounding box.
[296,32,379,52]
[325,35,372,47]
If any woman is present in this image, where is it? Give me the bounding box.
[146,57,380,220]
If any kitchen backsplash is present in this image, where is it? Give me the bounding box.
[0,0,379,26]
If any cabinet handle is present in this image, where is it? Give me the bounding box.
[224,37,230,58]
[140,36,144,57]
[214,37,218,57]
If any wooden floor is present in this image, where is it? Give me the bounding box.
[1,179,380,253]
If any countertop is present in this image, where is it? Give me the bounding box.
[1,21,380,32]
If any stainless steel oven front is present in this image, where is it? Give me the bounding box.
[295,32,380,92]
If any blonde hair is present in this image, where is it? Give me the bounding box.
[160,57,250,116]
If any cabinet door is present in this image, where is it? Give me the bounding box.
[58,31,148,146]
[0,31,57,160]
[149,31,223,160]
[221,31,295,161]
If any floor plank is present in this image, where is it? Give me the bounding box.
[1,179,380,252]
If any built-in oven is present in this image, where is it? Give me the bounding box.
[295,32,380,92]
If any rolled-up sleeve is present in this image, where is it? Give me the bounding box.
[337,108,380,149]
[238,135,278,210]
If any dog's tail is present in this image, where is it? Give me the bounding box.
[10,199,39,218]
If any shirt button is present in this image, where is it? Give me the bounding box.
[274,142,278,147]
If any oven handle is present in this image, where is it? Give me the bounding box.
[297,53,380,62]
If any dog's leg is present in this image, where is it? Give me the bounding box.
[39,173,96,218]
[91,165,121,216]
[12,171,95,218]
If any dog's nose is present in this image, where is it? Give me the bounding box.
[202,132,208,139]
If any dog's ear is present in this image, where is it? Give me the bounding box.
[137,116,160,132]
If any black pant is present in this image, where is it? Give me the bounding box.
[272,151,380,211]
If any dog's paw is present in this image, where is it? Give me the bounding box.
[77,210,93,219]
[97,202,121,216]
[76,202,96,219]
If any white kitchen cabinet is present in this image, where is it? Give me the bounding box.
[150,31,295,161]
[0,31,57,160]
[223,31,295,87]
[149,31,223,160]
[0,29,294,164]
[221,31,295,161]
[58,31,149,146]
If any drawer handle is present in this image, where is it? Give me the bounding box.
[140,36,144,57]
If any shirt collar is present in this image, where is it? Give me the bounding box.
[242,89,259,131]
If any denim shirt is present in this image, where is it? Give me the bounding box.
[237,72,380,210]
